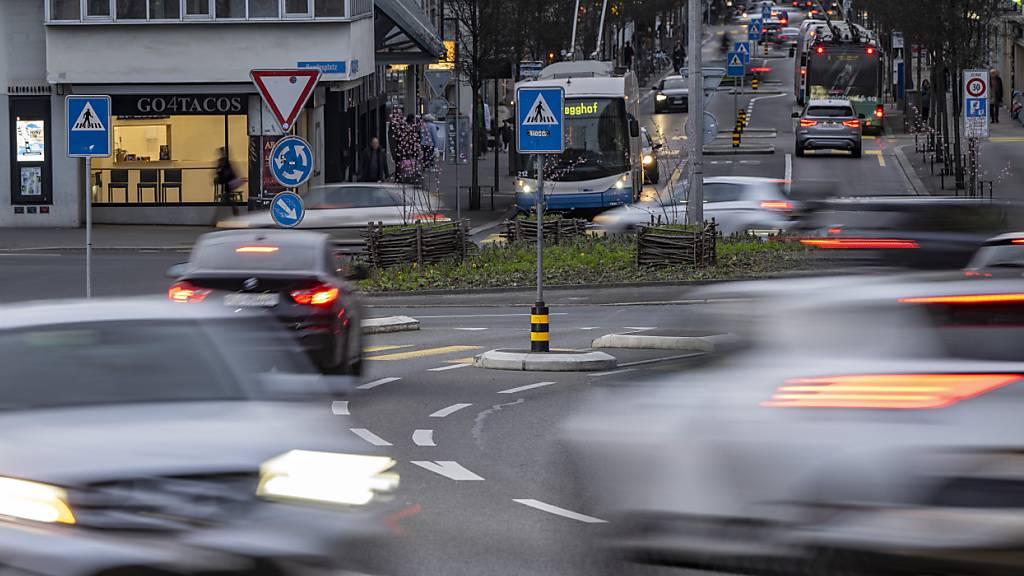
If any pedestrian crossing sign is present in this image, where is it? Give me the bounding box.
[734,41,751,64]
[66,95,111,158]
[516,87,564,153]
[727,52,745,77]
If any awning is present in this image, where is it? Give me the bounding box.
[375,0,446,65]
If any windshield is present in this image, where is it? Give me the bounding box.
[969,244,1024,268]
[194,242,317,271]
[303,185,401,209]
[808,49,879,100]
[523,98,630,182]
[662,78,687,90]
[0,319,316,410]
[806,105,855,117]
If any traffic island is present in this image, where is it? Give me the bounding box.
[474,349,617,372]
[361,315,420,334]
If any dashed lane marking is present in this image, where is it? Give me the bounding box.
[453,327,488,331]
[367,345,482,361]
[865,149,886,167]
[589,368,637,377]
[512,499,608,524]
[412,429,436,447]
[410,460,484,481]
[428,363,472,372]
[623,326,657,331]
[430,403,473,418]
[498,381,556,394]
[413,313,569,319]
[350,428,393,446]
[364,345,414,353]
[358,376,402,390]
[331,400,350,415]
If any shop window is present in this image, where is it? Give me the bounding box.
[215,0,245,17]
[149,0,180,18]
[113,125,171,163]
[284,0,310,17]
[50,0,81,20]
[116,0,147,19]
[9,98,52,205]
[248,0,278,17]
[86,0,112,17]
[184,0,211,17]
[314,0,343,17]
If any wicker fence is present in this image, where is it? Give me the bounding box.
[503,217,589,244]
[364,219,471,269]
[636,222,717,269]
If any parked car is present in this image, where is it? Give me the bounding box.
[794,98,864,157]
[640,127,662,185]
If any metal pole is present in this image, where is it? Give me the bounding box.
[687,0,704,225]
[531,153,548,353]
[455,29,462,221]
[594,0,611,58]
[85,155,92,299]
[569,0,582,57]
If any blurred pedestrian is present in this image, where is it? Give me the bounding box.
[672,41,686,74]
[214,147,241,218]
[500,118,512,151]
[358,137,389,183]
[623,41,635,70]
[991,69,1004,124]
[920,79,930,122]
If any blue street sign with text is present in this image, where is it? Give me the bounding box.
[727,52,745,77]
[66,96,111,158]
[271,191,305,228]
[516,87,564,154]
[749,19,763,41]
[734,41,751,64]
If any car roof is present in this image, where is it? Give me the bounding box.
[806,99,854,107]
[985,231,1024,243]
[195,229,329,249]
[0,298,254,332]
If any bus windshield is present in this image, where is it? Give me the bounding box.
[522,98,630,182]
[807,49,879,101]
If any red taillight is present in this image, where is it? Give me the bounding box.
[236,246,279,253]
[875,105,884,119]
[1012,239,1024,244]
[751,66,771,73]
[168,281,211,303]
[760,200,793,210]
[800,238,919,249]
[827,227,842,235]
[815,45,825,55]
[799,119,818,127]
[763,374,1022,410]
[780,17,788,25]
[963,271,993,278]
[842,119,860,128]
[290,284,340,306]
[898,293,1024,305]
[866,46,875,55]
[800,66,807,76]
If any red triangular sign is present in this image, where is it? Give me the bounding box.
[250,69,322,131]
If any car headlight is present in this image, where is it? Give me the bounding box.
[643,154,654,166]
[257,450,399,507]
[655,93,668,102]
[0,477,76,525]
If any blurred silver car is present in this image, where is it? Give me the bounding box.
[794,98,864,157]
[0,300,400,576]
[560,276,1024,575]
[593,176,796,235]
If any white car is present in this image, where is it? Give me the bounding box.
[218,183,448,249]
[560,275,1024,575]
[593,176,796,235]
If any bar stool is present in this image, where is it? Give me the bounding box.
[108,170,129,203]
[137,169,159,203]
[160,169,183,203]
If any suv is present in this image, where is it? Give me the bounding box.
[794,98,864,157]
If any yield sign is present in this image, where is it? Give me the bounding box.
[250,69,322,131]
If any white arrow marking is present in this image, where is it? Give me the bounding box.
[429,403,473,418]
[350,428,392,446]
[513,499,608,523]
[412,429,436,446]
[358,376,401,390]
[276,198,297,220]
[331,400,349,415]
[410,461,484,480]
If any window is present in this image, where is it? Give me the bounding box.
[247,0,278,17]
[284,0,311,16]
[116,0,147,18]
[86,0,111,17]
[184,0,211,17]
[702,183,745,203]
[315,0,344,17]
[216,0,246,17]
[50,0,80,20]
[149,0,180,18]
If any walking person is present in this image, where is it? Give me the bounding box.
[920,79,931,123]
[358,137,390,183]
[623,41,635,70]
[672,41,686,74]
[214,147,241,219]
[990,69,1005,124]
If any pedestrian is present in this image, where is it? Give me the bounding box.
[623,41,635,70]
[500,118,512,151]
[672,41,686,74]
[920,79,930,122]
[990,69,1005,124]
[214,147,241,218]
[418,115,435,170]
[358,137,390,183]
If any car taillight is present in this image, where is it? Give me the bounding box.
[412,213,450,222]
[799,119,818,127]
[866,46,875,55]
[963,271,993,278]
[898,293,1024,305]
[1012,239,1024,244]
[236,246,279,253]
[291,284,340,306]
[168,281,211,303]
[760,200,793,210]
[800,238,919,249]
[763,374,1023,410]
[800,66,807,76]
[842,119,860,128]
[751,66,771,73]
[875,105,884,119]
[815,45,825,55]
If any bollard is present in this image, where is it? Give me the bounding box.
[531,303,549,352]
[752,78,760,91]
[732,130,741,148]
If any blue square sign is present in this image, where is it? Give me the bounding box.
[734,41,751,64]
[965,97,987,118]
[516,87,564,154]
[66,96,111,158]
[727,52,745,78]
[749,19,763,41]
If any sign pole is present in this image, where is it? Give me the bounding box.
[85,156,92,299]
[533,153,548,353]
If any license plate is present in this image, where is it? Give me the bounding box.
[673,98,683,103]
[224,293,280,307]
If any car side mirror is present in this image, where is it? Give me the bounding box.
[165,262,188,279]
[629,118,640,138]
[858,113,866,119]
[344,261,371,281]
[791,111,800,118]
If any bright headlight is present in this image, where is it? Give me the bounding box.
[257,450,399,507]
[643,154,654,165]
[0,477,76,525]
[655,94,668,102]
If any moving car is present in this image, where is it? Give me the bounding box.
[593,176,796,235]
[653,75,688,113]
[0,299,399,576]
[217,182,448,251]
[168,229,364,374]
[794,98,864,157]
[963,231,1024,276]
[640,127,661,185]
[560,275,1024,576]
[774,26,801,45]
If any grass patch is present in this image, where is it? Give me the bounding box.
[360,235,818,292]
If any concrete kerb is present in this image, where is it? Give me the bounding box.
[592,333,737,352]
[893,143,929,196]
[474,349,617,372]
[361,315,420,334]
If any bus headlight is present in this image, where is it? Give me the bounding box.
[655,94,668,102]
[643,154,654,166]
[515,179,533,194]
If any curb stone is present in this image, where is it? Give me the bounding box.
[592,333,737,352]
[474,349,617,372]
[361,315,420,334]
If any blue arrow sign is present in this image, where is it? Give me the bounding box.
[734,41,751,64]
[749,19,763,41]
[516,87,564,154]
[66,96,111,158]
[727,53,745,78]
[270,136,315,188]
[271,191,305,228]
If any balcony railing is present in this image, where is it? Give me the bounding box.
[47,0,371,24]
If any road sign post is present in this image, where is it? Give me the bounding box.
[516,87,564,353]
[66,95,112,299]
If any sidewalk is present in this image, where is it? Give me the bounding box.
[0,225,207,251]
[434,147,517,233]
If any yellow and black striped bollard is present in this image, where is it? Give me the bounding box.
[732,130,741,148]
[531,303,550,352]
[751,78,760,91]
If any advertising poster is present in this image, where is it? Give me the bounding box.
[16,120,45,163]
[20,166,42,196]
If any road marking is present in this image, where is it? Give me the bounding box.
[350,428,393,446]
[367,345,481,361]
[498,381,556,394]
[512,499,608,524]
[414,313,569,319]
[865,149,886,167]
[618,352,704,368]
[410,460,484,481]
[428,363,472,372]
[991,137,1024,142]
[430,403,473,418]
[784,152,792,195]
[412,429,436,446]
[0,253,62,257]
[445,357,476,364]
[331,400,350,415]
[364,344,413,353]
[358,376,402,390]
[578,327,601,330]
[589,368,637,377]
[453,327,488,331]
[624,326,656,331]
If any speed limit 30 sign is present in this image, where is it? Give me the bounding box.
[963,69,989,138]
